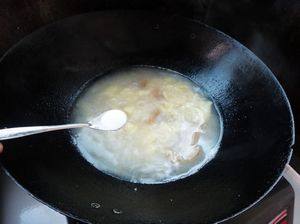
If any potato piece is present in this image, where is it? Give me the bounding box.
[165,150,181,163]
[191,131,201,146]
[138,79,148,88]
[147,109,161,124]
[182,146,203,161]
[151,87,163,99]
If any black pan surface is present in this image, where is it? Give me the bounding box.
[0,11,294,224]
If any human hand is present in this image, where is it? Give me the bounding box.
[0,143,3,154]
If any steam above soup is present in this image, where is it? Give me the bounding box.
[71,67,221,184]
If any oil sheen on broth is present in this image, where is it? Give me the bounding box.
[72,67,221,184]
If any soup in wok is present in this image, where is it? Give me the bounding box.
[71,67,222,184]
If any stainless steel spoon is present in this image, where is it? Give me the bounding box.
[0,109,127,140]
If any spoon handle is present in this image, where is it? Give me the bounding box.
[0,123,89,140]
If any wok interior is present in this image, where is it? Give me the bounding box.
[0,11,293,224]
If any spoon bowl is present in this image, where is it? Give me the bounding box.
[89,109,127,131]
[0,109,127,140]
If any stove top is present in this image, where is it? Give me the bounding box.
[0,169,295,224]
[0,171,67,224]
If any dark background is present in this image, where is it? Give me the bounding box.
[0,0,299,166]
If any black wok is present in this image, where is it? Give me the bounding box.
[0,11,294,224]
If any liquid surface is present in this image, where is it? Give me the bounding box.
[72,67,221,184]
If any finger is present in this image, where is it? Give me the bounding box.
[0,143,3,154]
